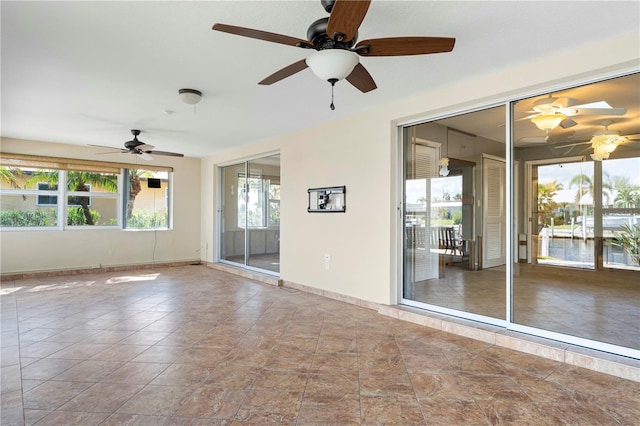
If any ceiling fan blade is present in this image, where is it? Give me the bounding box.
[346,63,377,93]
[326,0,371,42]
[553,140,591,149]
[139,152,154,161]
[355,37,455,56]
[212,23,313,48]
[560,118,578,129]
[516,113,540,122]
[519,136,549,144]
[89,144,127,152]
[560,107,627,117]
[136,143,155,151]
[146,150,184,158]
[259,59,308,85]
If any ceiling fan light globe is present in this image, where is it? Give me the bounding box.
[590,134,624,156]
[531,113,566,131]
[306,49,359,82]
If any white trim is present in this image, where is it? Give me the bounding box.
[401,298,507,328]
[508,323,640,360]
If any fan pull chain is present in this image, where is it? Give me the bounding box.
[329,78,338,111]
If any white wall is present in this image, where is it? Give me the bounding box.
[200,32,639,306]
[0,138,202,274]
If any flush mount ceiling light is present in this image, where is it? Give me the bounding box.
[178,88,202,105]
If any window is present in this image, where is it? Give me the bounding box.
[268,182,280,226]
[37,182,92,206]
[1,154,174,230]
[36,182,58,206]
[0,168,60,227]
[237,174,280,228]
[123,169,171,229]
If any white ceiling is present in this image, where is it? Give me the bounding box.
[2,1,639,158]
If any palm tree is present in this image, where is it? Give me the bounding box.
[26,170,117,225]
[67,171,117,225]
[569,172,612,206]
[610,176,640,209]
[538,180,563,225]
[126,169,154,219]
[0,166,23,189]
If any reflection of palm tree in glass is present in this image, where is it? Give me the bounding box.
[610,176,640,208]
[538,180,562,226]
[569,172,612,207]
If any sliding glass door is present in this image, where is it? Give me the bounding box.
[402,106,507,323]
[220,155,280,274]
[401,72,639,358]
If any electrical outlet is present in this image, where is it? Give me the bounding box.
[324,254,331,270]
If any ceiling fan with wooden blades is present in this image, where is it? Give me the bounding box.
[212,0,456,109]
[89,130,184,161]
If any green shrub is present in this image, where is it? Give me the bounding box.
[67,207,101,226]
[613,223,640,266]
[127,209,168,228]
[0,209,56,227]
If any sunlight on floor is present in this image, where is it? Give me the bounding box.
[105,273,160,284]
[28,281,97,292]
[0,286,23,295]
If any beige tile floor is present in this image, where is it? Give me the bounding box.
[1,265,639,425]
[409,262,639,350]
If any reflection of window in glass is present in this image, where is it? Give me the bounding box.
[269,183,280,226]
[430,175,463,227]
[602,157,640,269]
[123,169,170,229]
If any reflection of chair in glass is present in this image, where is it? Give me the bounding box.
[436,226,466,263]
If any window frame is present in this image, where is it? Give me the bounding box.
[236,173,280,229]
[0,154,175,231]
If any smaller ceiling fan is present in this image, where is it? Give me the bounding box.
[520,95,627,132]
[89,130,184,161]
[552,120,640,160]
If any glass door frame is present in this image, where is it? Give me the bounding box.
[397,72,640,360]
[216,152,281,277]
[399,102,509,329]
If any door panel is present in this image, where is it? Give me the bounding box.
[483,155,506,268]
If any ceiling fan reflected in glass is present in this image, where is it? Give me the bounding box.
[552,120,640,160]
[522,95,627,132]
[212,0,456,109]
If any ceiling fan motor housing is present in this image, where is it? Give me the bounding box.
[124,129,144,150]
[307,17,357,49]
[321,0,335,13]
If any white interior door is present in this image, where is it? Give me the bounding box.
[483,155,506,268]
